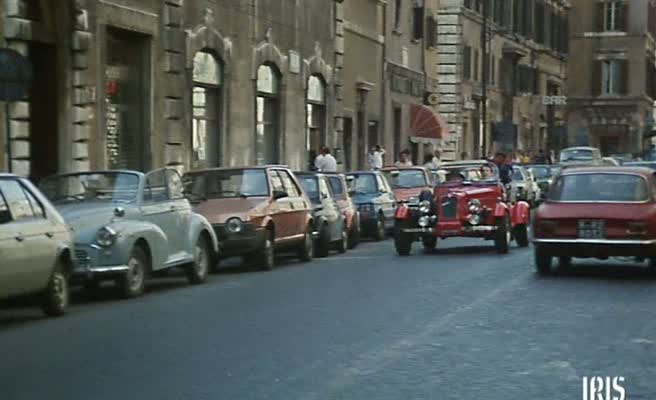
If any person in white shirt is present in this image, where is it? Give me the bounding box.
[368,145,386,170]
[394,149,413,167]
[313,151,325,171]
[431,150,442,169]
[316,147,337,172]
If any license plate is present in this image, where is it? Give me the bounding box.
[577,219,605,239]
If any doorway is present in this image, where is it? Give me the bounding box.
[29,42,59,181]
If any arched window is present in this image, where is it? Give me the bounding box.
[256,64,280,165]
[192,51,222,168]
[306,75,326,166]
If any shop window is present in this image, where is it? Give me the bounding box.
[192,51,223,168]
[256,64,281,165]
[306,75,326,163]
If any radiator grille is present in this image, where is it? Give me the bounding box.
[440,197,458,219]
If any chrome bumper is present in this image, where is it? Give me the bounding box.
[402,228,434,233]
[464,226,497,233]
[532,238,656,245]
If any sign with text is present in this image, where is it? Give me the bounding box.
[543,95,567,106]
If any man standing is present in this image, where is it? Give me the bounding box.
[316,146,337,172]
[493,152,512,185]
[368,145,386,170]
[431,150,442,169]
[394,149,413,167]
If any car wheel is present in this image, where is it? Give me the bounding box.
[118,245,148,299]
[41,260,69,317]
[534,246,552,275]
[258,231,275,270]
[337,225,348,254]
[394,220,412,256]
[348,214,361,250]
[559,256,572,270]
[315,224,331,258]
[513,224,529,248]
[494,215,511,254]
[374,214,386,241]
[186,235,210,284]
[422,236,437,254]
[298,225,314,262]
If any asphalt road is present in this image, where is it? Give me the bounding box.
[2,237,656,400]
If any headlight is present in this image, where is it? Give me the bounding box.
[418,216,431,227]
[468,199,482,213]
[469,213,482,225]
[418,200,431,214]
[226,217,244,233]
[96,226,117,247]
[407,196,419,205]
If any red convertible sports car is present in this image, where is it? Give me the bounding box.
[393,160,531,255]
[533,166,656,274]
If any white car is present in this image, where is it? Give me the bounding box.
[510,166,537,206]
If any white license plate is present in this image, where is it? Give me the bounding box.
[577,220,606,239]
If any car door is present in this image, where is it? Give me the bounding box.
[166,169,193,258]
[0,185,27,298]
[0,179,56,294]
[278,169,308,238]
[269,170,293,242]
[141,169,179,267]
[319,176,341,241]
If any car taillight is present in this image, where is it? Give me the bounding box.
[627,222,648,236]
[536,220,557,235]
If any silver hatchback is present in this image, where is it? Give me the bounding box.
[0,174,74,316]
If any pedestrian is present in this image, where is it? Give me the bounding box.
[313,148,324,171]
[315,146,337,172]
[368,145,386,170]
[522,151,531,164]
[533,149,547,164]
[423,154,434,169]
[431,150,442,169]
[493,152,512,185]
[394,149,413,167]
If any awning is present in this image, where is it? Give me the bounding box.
[409,103,449,145]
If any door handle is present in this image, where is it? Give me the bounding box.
[45,232,54,238]
[15,235,24,242]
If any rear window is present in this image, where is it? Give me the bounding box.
[328,176,344,196]
[512,168,525,181]
[550,173,649,202]
[298,176,319,201]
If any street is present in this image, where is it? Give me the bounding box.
[2,238,656,400]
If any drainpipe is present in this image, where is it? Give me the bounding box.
[380,0,387,151]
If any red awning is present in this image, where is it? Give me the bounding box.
[409,103,449,143]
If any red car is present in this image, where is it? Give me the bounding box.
[393,160,531,255]
[532,166,656,274]
[381,167,433,203]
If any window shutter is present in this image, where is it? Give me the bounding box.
[596,2,605,31]
[426,16,437,48]
[592,60,601,96]
[619,59,629,95]
[463,46,472,80]
[618,2,628,32]
[413,6,425,40]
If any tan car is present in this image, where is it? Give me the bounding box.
[183,166,314,270]
[0,174,74,316]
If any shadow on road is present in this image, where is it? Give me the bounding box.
[541,262,656,282]
[432,245,498,256]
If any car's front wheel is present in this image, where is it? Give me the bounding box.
[298,225,314,262]
[41,260,69,317]
[337,224,348,254]
[534,246,552,275]
[513,224,529,247]
[258,231,275,270]
[315,224,331,258]
[117,245,148,298]
[186,235,210,284]
[422,236,437,254]
[394,220,412,256]
[374,214,386,241]
[494,215,511,254]
[347,214,361,250]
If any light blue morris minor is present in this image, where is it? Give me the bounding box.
[39,168,219,298]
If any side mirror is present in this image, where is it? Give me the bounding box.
[114,207,125,218]
[273,190,288,200]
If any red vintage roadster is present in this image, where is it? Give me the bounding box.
[393,160,531,255]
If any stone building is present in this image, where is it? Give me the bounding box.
[567,0,656,155]
[435,0,570,159]
[0,0,337,179]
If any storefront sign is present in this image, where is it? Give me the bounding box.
[0,48,32,101]
[543,95,567,106]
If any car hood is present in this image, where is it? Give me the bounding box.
[392,187,429,201]
[56,202,129,239]
[435,185,500,203]
[192,197,270,224]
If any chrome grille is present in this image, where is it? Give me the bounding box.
[75,249,90,266]
[440,197,458,219]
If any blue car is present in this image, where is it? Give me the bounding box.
[345,171,396,241]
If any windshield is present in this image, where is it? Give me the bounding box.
[625,162,656,170]
[560,149,593,162]
[436,163,498,184]
[40,172,139,204]
[528,166,550,179]
[297,176,319,202]
[550,173,649,202]
[184,169,269,200]
[512,168,525,181]
[347,174,378,194]
[382,170,427,189]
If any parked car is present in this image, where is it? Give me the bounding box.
[296,172,348,257]
[0,174,73,316]
[183,166,314,270]
[381,166,433,203]
[510,165,537,205]
[345,171,396,241]
[533,166,656,274]
[393,160,531,255]
[324,172,360,249]
[559,146,603,166]
[40,169,219,298]
[624,161,656,170]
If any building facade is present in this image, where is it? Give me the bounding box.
[567,0,656,155]
[0,0,337,179]
[435,0,569,160]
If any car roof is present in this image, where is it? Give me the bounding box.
[381,166,426,171]
[561,146,598,151]
[0,173,18,179]
[441,160,490,167]
[346,170,380,175]
[294,171,325,177]
[559,166,654,177]
[184,165,288,175]
[42,170,144,178]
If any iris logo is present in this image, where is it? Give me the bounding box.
[582,377,626,400]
